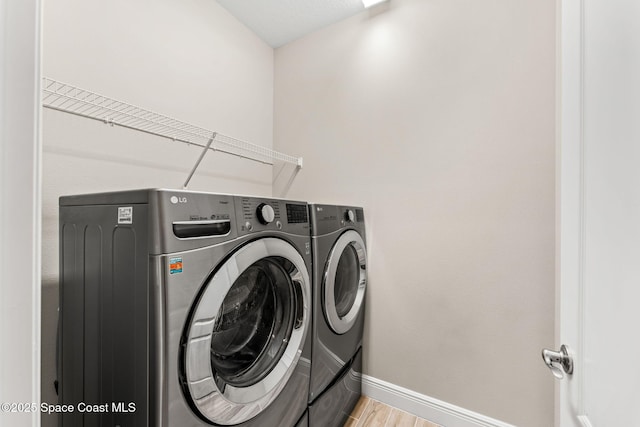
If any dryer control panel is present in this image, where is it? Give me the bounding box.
[309,204,365,236]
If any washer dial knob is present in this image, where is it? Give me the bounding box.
[345,209,355,223]
[257,203,275,225]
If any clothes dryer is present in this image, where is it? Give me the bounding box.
[307,204,367,427]
[58,189,312,427]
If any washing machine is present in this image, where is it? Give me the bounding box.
[57,189,312,427]
[307,204,367,427]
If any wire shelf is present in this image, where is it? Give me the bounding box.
[41,77,302,167]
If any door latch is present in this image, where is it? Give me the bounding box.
[541,344,574,379]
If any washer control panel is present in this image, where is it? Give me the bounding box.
[235,196,308,235]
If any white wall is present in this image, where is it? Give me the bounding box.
[0,1,41,426]
[40,0,274,424]
[274,1,556,426]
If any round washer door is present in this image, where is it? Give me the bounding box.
[182,238,310,425]
[323,230,367,335]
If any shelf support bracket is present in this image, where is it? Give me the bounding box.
[183,132,216,189]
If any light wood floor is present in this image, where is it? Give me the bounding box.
[344,396,442,427]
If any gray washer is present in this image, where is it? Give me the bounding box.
[308,204,367,427]
[58,189,312,427]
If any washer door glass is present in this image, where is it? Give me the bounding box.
[182,238,310,426]
[210,258,294,387]
[324,230,367,335]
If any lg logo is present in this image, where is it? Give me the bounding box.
[170,196,188,204]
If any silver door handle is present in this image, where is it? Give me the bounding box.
[541,344,573,379]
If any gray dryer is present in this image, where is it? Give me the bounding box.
[307,204,367,427]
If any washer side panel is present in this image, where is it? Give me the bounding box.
[58,203,150,426]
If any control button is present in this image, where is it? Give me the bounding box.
[276,221,282,230]
[345,209,355,223]
[257,203,275,225]
[245,221,253,231]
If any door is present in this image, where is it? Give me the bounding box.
[323,230,367,335]
[557,0,640,425]
[181,238,310,425]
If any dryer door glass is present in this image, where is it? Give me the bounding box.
[334,245,360,318]
[181,238,311,426]
[324,230,367,335]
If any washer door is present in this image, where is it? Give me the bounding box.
[323,230,367,335]
[182,238,310,425]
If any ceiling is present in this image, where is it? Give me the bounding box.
[216,0,369,48]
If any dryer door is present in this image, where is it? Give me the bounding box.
[182,238,310,426]
[323,230,367,335]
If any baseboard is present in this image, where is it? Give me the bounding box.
[361,375,516,427]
